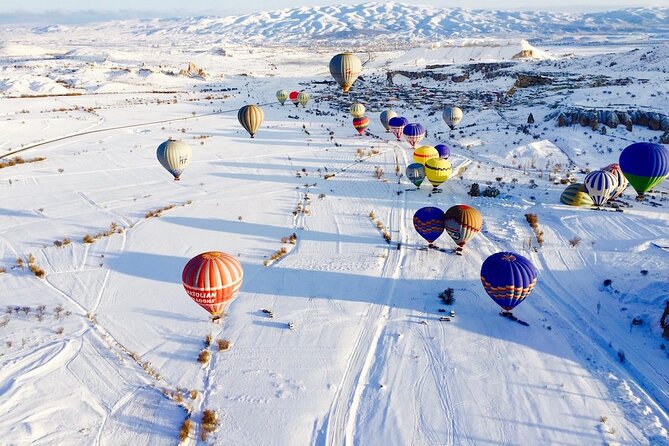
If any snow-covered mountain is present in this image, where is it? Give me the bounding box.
[15,2,669,46]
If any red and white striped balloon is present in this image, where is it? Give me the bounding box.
[182,252,243,320]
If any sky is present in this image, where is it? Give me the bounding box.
[1,0,667,24]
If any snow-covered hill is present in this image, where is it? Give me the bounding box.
[4,3,669,46]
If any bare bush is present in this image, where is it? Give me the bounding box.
[200,409,218,440]
[197,350,211,365]
[217,339,232,351]
[568,236,582,247]
[179,418,193,443]
[374,166,384,179]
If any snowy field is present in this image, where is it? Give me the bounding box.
[0,14,668,446]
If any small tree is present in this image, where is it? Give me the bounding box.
[468,183,481,197]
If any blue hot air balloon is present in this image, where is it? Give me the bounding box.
[406,162,425,188]
[389,116,409,141]
[403,123,426,148]
[481,252,537,312]
[413,207,444,247]
[435,144,451,159]
[583,170,618,207]
[619,142,669,198]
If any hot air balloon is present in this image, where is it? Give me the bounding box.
[425,158,452,189]
[435,144,451,159]
[182,251,243,321]
[350,103,366,118]
[413,146,439,165]
[276,90,288,105]
[406,163,425,188]
[481,252,537,313]
[237,104,264,138]
[602,163,629,201]
[157,139,192,181]
[389,116,408,141]
[443,106,464,130]
[413,207,444,247]
[403,123,426,148]
[560,183,594,207]
[289,91,299,107]
[298,91,310,108]
[444,205,482,253]
[584,170,618,207]
[619,142,669,198]
[380,110,398,132]
[353,117,369,135]
[329,52,362,93]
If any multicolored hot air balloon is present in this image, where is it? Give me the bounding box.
[237,104,264,138]
[406,162,425,188]
[435,144,451,159]
[481,252,537,313]
[329,52,362,93]
[350,103,365,118]
[584,170,618,207]
[353,116,369,135]
[602,163,629,201]
[182,251,243,321]
[619,142,669,198]
[289,91,299,106]
[403,123,426,148]
[276,90,288,105]
[444,205,482,252]
[389,116,408,141]
[413,207,444,247]
[157,139,192,181]
[297,91,310,107]
[413,146,439,165]
[443,106,464,130]
[380,110,398,132]
[560,183,594,207]
[424,158,452,189]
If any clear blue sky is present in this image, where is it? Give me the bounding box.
[2,0,667,23]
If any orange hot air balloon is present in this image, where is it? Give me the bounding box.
[182,251,243,321]
[289,91,299,107]
[353,116,369,135]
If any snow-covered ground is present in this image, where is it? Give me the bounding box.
[0,11,668,446]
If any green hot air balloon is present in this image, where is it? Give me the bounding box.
[297,91,310,108]
[157,139,192,181]
[619,142,669,198]
[329,52,362,94]
[560,183,594,207]
[276,90,288,105]
[238,104,264,138]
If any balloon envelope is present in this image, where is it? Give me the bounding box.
[350,103,366,118]
[237,104,264,138]
[403,123,426,148]
[289,90,299,106]
[413,146,439,165]
[329,52,363,93]
[443,106,464,129]
[276,90,288,105]
[481,252,537,311]
[353,117,369,135]
[380,110,398,131]
[413,207,444,244]
[560,183,594,207]
[584,170,618,206]
[406,162,425,187]
[389,116,408,141]
[297,91,310,107]
[444,204,482,248]
[157,139,192,181]
[182,251,243,319]
[424,158,452,188]
[602,163,629,200]
[619,142,669,196]
[435,144,451,159]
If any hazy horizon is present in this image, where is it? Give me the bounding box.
[1,0,668,25]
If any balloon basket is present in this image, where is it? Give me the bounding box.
[211,314,225,324]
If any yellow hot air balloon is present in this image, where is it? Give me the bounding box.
[237,104,264,138]
[350,103,366,118]
[276,90,288,105]
[329,52,362,93]
[297,91,310,107]
[413,146,439,165]
[425,158,452,189]
[156,139,192,181]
